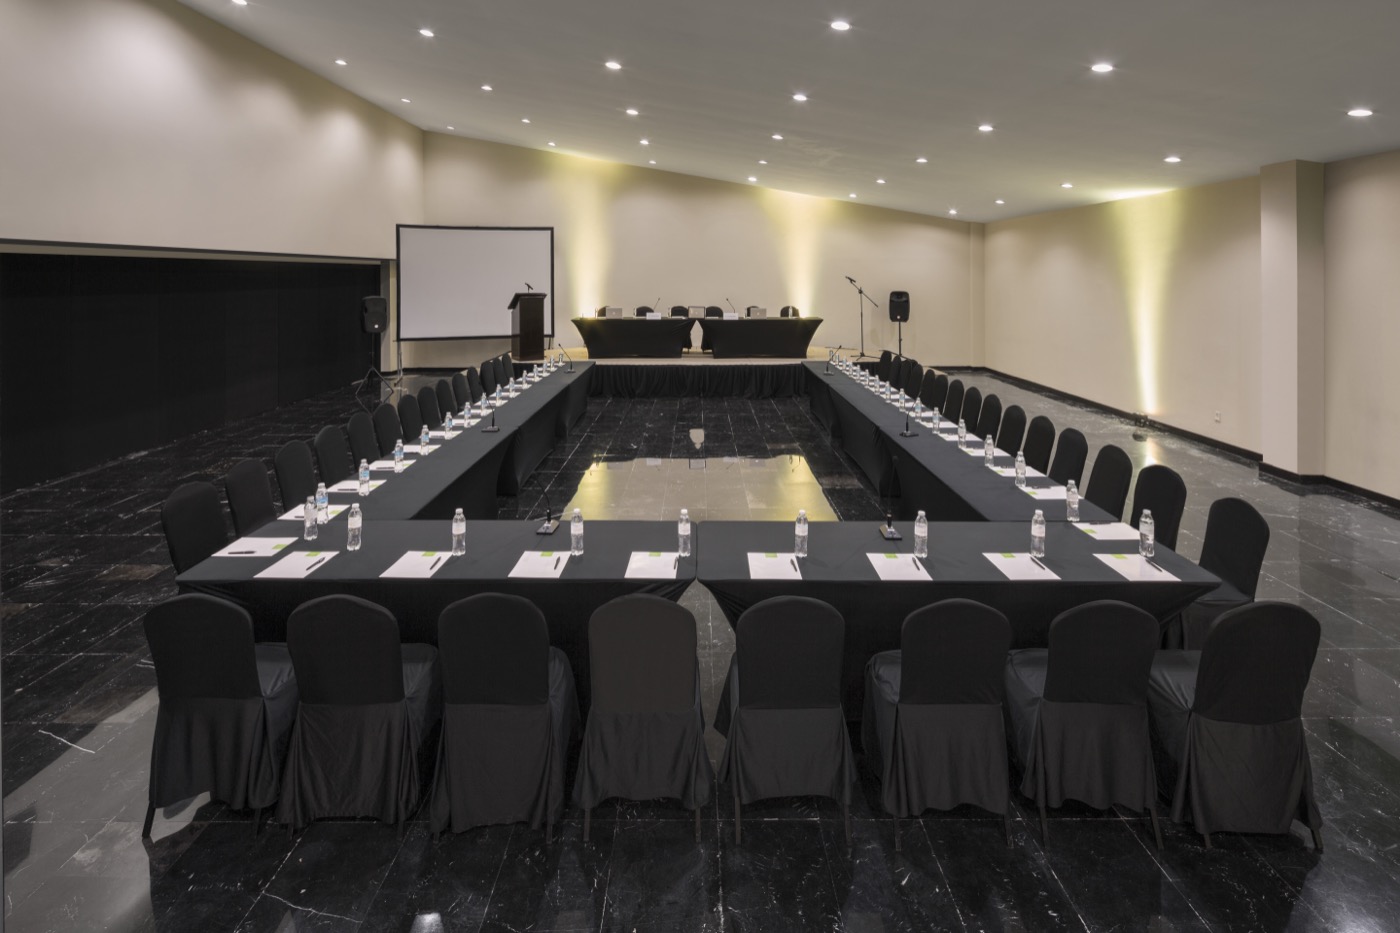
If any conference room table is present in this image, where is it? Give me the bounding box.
[573,317,695,358]
[804,361,1114,523]
[697,317,823,358]
[697,519,1219,722]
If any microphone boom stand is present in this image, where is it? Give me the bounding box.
[844,276,880,359]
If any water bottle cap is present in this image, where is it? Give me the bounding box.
[1142,509,1153,520]
[360,459,368,467]
[680,508,689,517]
[798,509,807,517]
[1033,509,1044,519]
[917,510,926,519]
[572,508,581,518]
[454,508,463,516]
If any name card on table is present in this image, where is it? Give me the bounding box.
[328,479,385,494]
[255,550,338,579]
[1074,522,1140,540]
[625,551,680,580]
[215,537,296,557]
[1095,553,1179,582]
[381,551,448,579]
[866,553,932,582]
[279,504,348,522]
[747,552,803,580]
[723,312,740,320]
[983,552,1060,581]
[369,459,414,471]
[509,551,568,579]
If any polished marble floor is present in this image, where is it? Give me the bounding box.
[3,370,1400,932]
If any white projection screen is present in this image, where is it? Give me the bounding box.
[396,225,555,340]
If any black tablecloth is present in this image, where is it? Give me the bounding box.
[588,363,807,399]
[696,520,1218,719]
[697,318,823,358]
[805,362,1112,523]
[573,318,695,358]
[177,519,694,710]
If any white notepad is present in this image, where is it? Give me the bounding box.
[990,464,1044,478]
[279,504,347,522]
[1095,553,1179,581]
[328,479,385,494]
[255,550,338,579]
[747,552,803,580]
[402,444,440,455]
[508,550,568,579]
[962,445,989,457]
[369,459,414,471]
[1075,522,1141,541]
[866,553,932,581]
[380,551,449,579]
[625,551,680,580]
[1020,486,1068,501]
[983,552,1060,581]
[215,537,296,558]
[428,430,461,440]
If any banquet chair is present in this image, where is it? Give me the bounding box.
[397,394,424,441]
[436,378,459,419]
[575,595,713,842]
[417,385,444,431]
[888,357,906,390]
[143,594,298,838]
[701,306,724,352]
[274,440,318,511]
[224,459,278,536]
[634,305,654,316]
[161,481,229,573]
[975,394,1003,442]
[1085,444,1133,520]
[997,405,1028,457]
[495,356,512,387]
[863,600,1013,850]
[313,425,354,486]
[921,372,949,412]
[1047,428,1087,487]
[905,362,924,400]
[961,387,983,434]
[479,358,499,396]
[372,403,403,457]
[780,305,798,317]
[1022,416,1056,474]
[451,373,471,411]
[1180,498,1271,649]
[719,596,854,846]
[429,595,578,840]
[278,595,441,832]
[1148,602,1322,849]
[346,412,380,466]
[1129,464,1188,550]
[876,350,894,381]
[1005,600,1163,848]
[465,367,484,403]
[670,306,694,349]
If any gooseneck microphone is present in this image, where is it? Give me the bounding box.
[525,282,536,292]
[845,275,857,284]
[726,298,737,314]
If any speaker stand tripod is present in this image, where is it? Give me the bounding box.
[844,276,881,359]
[355,332,406,413]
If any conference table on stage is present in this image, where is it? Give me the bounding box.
[573,315,823,359]
[572,317,696,358]
[696,317,823,358]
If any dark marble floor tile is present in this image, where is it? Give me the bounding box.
[598,818,723,932]
[477,818,612,932]
[719,819,844,933]
[241,821,404,928]
[360,822,511,933]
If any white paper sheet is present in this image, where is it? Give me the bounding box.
[866,553,933,581]
[747,552,803,580]
[255,550,338,579]
[1095,553,1179,582]
[990,464,1044,478]
[983,552,1060,581]
[214,537,296,557]
[508,550,568,579]
[328,479,385,494]
[278,504,347,522]
[1020,486,1068,501]
[428,430,461,440]
[962,445,989,457]
[369,459,415,471]
[625,551,680,580]
[380,551,449,579]
[1074,522,1141,541]
[402,444,440,454]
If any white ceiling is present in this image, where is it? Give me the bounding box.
[180,0,1398,222]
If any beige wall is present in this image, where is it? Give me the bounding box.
[1324,150,1400,499]
[0,0,423,258]
[984,178,1262,451]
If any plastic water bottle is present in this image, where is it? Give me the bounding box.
[931,407,941,429]
[1140,509,1156,559]
[1066,480,1080,522]
[794,509,809,558]
[1031,509,1046,559]
[358,459,370,497]
[444,410,454,433]
[914,510,928,559]
[957,419,967,448]
[347,503,363,551]
[420,424,431,453]
[479,398,489,419]
[303,496,318,541]
[677,508,692,557]
[1015,452,1027,488]
[914,400,925,424]
[393,439,405,473]
[314,483,329,524]
[984,435,996,466]
[494,386,503,406]
[571,508,585,556]
[451,508,466,556]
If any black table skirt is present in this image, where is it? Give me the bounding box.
[588,363,807,399]
[696,521,1218,720]
[697,318,823,359]
[573,318,695,358]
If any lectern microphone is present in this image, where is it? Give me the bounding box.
[524,282,536,291]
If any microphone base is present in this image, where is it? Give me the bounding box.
[899,429,919,437]
[481,425,501,433]
[536,519,559,535]
[879,525,904,541]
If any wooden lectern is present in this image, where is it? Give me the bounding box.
[509,292,546,361]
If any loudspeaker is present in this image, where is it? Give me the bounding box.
[889,291,910,323]
[362,296,388,333]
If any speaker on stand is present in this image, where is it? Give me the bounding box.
[889,291,910,360]
[355,295,402,411]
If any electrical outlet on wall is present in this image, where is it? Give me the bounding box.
[1214,410,1222,423]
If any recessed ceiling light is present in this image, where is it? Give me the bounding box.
[401,98,411,103]
[758,160,768,165]
[625,108,639,116]
[831,20,851,31]
[547,141,556,147]
[792,93,808,102]
[949,209,958,215]
[978,124,994,132]
[848,193,857,198]
[232,0,247,5]
[995,199,1005,205]
[1061,182,1074,188]
[419,28,434,38]
[521,118,530,123]
[481,85,492,91]
[876,179,886,184]
[915,157,928,163]
[334,59,347,66]
[605,60,622,70]
[1091,62,1114,73]
[640,138,649,145]
[447,126,454,131]
[1348,108,1374,117]
[648,160,656,164]
[748,176,758,182]
[772,134,784,140]
[1164,155,1182,163]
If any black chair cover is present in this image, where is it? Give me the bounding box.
[479,358,499,395]
[718,596,854,810]
[313,425,354,486]
[417,385,443,430]
[1005,601,1160,829]
[144,595,297,825]
[278,595,441,830]
[161,482,229,573]
[634,306,653,317]
[781,305,798,317]
[372,403,402,456]
[429,595,579,835]
[501,353,514,377]
[274,440,318,511]
[997,405,1028,457]
[943,379,965,424]
[1148,603,1322,842]
[975,394,1002,442]
[435,380,457,420]
[1130,464,1188,550]
[904,362,924,400]
[465,367,484,403]
[224,459,278,537]
[1085,444,1132,520]
[705,306,723,316]
[1182,498,1271,648]
[346,412,380,467]
[924,373,949,411]
[669,307,694,349]
[1022,415,1055,473]
[876,351,894,382]
[451,373,470,411]
[863,600,1011,820]
[961,387,983,433]
[888,356,906,390]
[1047,428,1087,487]
[574,595,713,813]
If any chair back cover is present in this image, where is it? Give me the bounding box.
[670,305,688,317]
[589,595,696,713]
[1195,602,1319,724]
[634,306,653,316]
[1047,427,1087,486]
[274,439,318,509]
[876,350,894,381]
[923,372,949,411]
[1044,601,1157,705]
[780,305,798,317]
[943,379,965,424]
[313,425,354,486]
[145,594,262,699]
[346,412,380,466]
[974,393,1002,441]
[372,402,402,456]
[1130,464,1188,550]
[705,305,723,317]
[224,459,277,537]
[1022,415,1055,473]
[904,362,924,399]
[435,379,457,418]
[960,387,983,433]
[1085,444,1133,520]
[900,600,1011,705]
[888,356,906,390]
[161,481,229,573]
[479,358,499,395]
[494,357,510,388]
[1198,497,1270,598]
[287,595,406,705]
[438,595,549,706]
[417,385,443,430]
[997,405,1028,456]
[465,367,484,403]
[735,596,844,709]
[451,373,470,411]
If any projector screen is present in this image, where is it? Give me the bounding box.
[396,225,554,340]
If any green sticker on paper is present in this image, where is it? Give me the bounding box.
[305,551,321,556]
[1113,553,1127,560]
[764,552,777,558]
[1001,553,1014,558]
[541,551,554,557]
[884,553,897,559]
[272,544,286,551]
[649,552,661,557]
[422,551,436,556]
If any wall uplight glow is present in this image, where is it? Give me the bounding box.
[758,188,833,314]
[1107,191,1184,416]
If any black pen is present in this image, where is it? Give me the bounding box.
[1030,555,1050,572]
[429,556,443,572]
[305,556,326,572]
[1146,558,1166,573]
[673,555,680,570]
[228,550,256,555]
[553,556,561,570]
[789,558,799,573]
